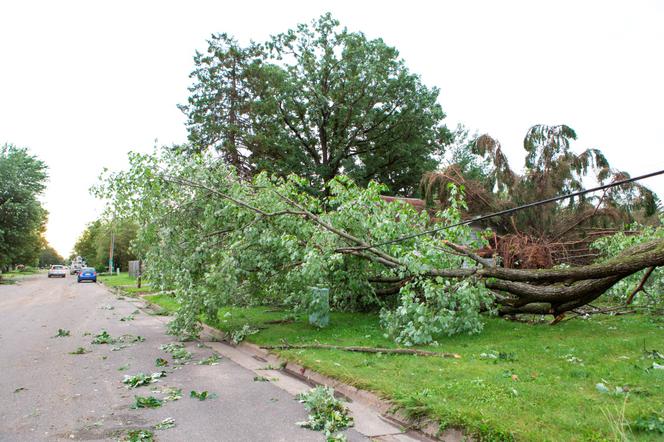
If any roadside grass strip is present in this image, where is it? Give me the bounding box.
[144,298,664,441]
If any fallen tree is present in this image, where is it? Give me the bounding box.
[98,149,663,344]
[168,169,664,319]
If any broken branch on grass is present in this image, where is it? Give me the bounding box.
[260,342,461,358]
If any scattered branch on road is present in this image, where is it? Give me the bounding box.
[53,329,70,338]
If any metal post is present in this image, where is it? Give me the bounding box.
[109,231,115,274]
[137,258,142,288]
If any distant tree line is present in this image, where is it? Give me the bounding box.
[39,244,64,267]
[72,219,137,271]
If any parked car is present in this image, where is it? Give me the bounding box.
[77,267,97,283]
[48,265,66,278]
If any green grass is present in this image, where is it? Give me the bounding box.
[144,295,664,441]
[1,268,40,279]
[98,272,156,295]
[144,294,180,311]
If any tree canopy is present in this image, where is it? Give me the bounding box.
[180,13,451,195]
[421,124,658,238]
[0,144,49,269]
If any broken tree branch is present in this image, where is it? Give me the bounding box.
[626,266,656,305]
[260,342,461,358]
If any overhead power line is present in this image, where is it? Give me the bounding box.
[362,168,664,250]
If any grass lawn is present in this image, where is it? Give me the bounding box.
[1,268,40,283]
[98,272,156,295]
[143,295,664,441]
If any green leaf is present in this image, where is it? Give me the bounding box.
[130,395,162,409]
[91,330,114,344]
[53,329,70,338]
[190,390,217,400]
[153,417,176,430]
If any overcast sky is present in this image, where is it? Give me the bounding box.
[1,0,663,257]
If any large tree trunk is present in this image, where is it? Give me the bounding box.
[469,239,663,316]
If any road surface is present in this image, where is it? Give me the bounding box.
[0,274,367,441]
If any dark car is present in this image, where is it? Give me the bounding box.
[77,267,97,283]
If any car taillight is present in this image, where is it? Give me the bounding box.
[93,272,97,276]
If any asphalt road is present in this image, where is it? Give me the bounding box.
[0,274,366,441]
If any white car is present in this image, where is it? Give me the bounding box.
[48,265,66,278]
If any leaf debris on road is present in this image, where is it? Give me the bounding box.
[159,343,192,362]
[130,395,163,409]
[153,417,176,430]
[119,429,154,441]
[91,330,114,344]
[295,386,354,440]
[69,347,90,355]
[53,329,70,338]
[197,354,221,365]
[253,376,278,382]
[123,371,166,388]
[163,387,182,401]
[190,390,217,400]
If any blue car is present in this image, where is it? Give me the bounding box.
[77,267,97,283]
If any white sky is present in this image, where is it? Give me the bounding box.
[1,0,663,257]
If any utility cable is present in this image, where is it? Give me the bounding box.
[359,168,664,250]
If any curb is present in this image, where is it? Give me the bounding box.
[116,289,468,442]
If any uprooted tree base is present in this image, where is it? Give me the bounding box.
[366,238,663,320]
